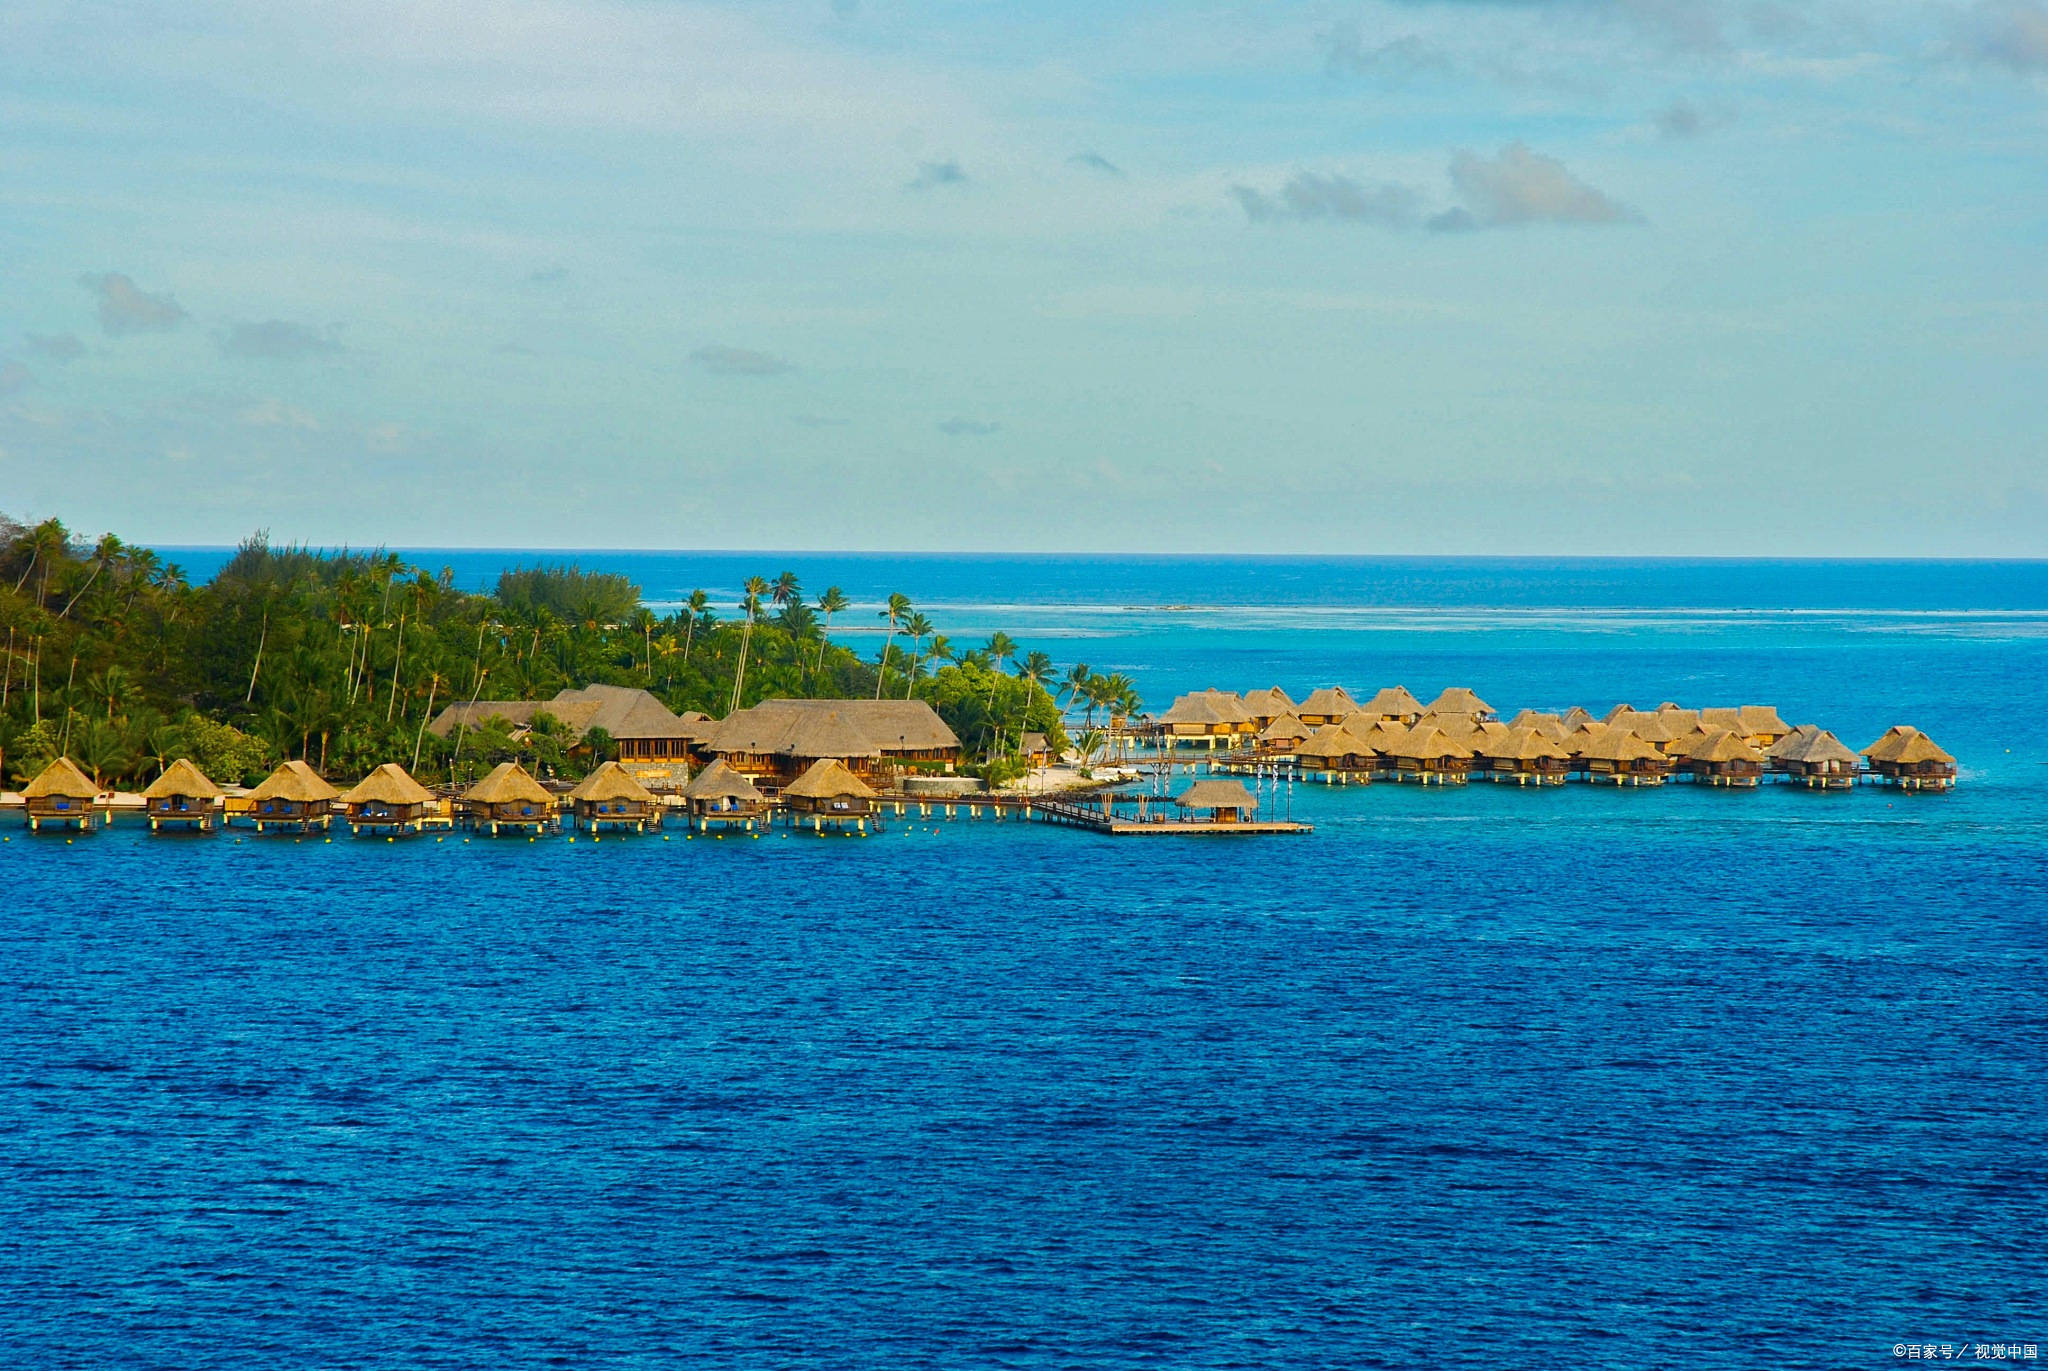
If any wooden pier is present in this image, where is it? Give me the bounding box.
[1028,794,1310,836]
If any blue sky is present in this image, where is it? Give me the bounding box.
[3,0,2045,553]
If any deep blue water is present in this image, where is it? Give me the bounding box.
[8,556,2048,1367]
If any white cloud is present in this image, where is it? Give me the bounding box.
[79,272,187,335]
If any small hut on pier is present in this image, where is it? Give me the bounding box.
[1296,686,1360,727]
[22,757,103,832]
[1767,727,1860,790]
[1173,778,1260,824]
[1386,725,1473,785]
[1679,729,1766,787]
[342,763,438,835]
[1357,686,1425,725]
[461,761,556,834]
[1561,720,1609,759]
[568,761,661,832]
[1294,725,1373,783]
[1475,727,1571,785]
[1576,729,1671,786]
[1256,713,1313,756]
[143,758,222,832]
[683,759,771,832]
[1863,727,1957,792]
[782,758,879,832]
[246,760,339,833]
[1240,687,1298,729]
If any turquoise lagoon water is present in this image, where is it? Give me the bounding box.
[7,556,2046,1368]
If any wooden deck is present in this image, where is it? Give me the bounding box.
[1028,796,1310,836]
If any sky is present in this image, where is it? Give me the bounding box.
[2,0,2046,555]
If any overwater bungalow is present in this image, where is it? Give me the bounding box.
[1296,686,1360,727]
[1345,717,1411,764]
[1386,725,1473,785]
[1173,778,1261,824]
[1294,724,1374,783]
[1700,705,1793,749]
[682,759,771,832]
[1560,720,1609,758]
[246,760,339,833]
[1561,706,1597,730]
[568,761,662,832]
[1240,687,1298,729]
[1601,703,1638,724]
[1256,713,1314,755]
[1155,690,1257,748]
[703,699,957,782]
[1357,686,1425,725]
[1423,687,1495,722]
[1679,729,1766,787]
[461,761,557,834]
[1655,704,1701,733]
[1611,710,1685,754]
[143,758,222,832]
[1863,727,1957,792]
[22,757,103,832]
[341,763,438,835]
[1576,729,1672,786]
[1767,726,1860,790]
[1475,728,1571,785]
[782,758,879,832]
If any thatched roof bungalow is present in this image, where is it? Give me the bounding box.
[1474,727,1571,785]
[341,763,437,834]
[705,699,960,779]
[1610,710,1685,753]
[567,761,661,831]
[1863,727,1957,791]
[1294,724,1374,782]
[1767,726,1860,789]
[1506,710,1569,742]
[1423,687,1495,722]
[682,759,770,829]
[1576,729,1671,786]
[246,760,339,831]
[1174,778,1260,823]
[1296,686,1360,727]
[461,761,556,832]
[1357,686,1425,725]
[782,758,879,830]
[1386,724,1473,784]
[1240,687,1297,728]
[1155,690,1257,745]
[1678,729,1766,787]
[1256,713,1313,754]
[22,757,103,831]
[143,758,223,831]
[1561,706,1597,730]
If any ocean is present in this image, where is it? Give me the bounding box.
[7,555,2046,1368]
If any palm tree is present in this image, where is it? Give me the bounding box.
[771,571,802,614]
[1014,650,1054,757]
[1061,662,1093,722]
[981,632,1016,756]
[875,593,912,699]
[682,590,710,663]
[1073,728,1106,769]
[813,586,849,680]
[900,612,935,697]
[729,576,769,714]
[11,517,69,606]
[632,607,657,682]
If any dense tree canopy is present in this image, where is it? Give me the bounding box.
[0,516,1090,788]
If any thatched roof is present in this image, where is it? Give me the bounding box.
[428,685,699,742]
[1698,707,1745,732]
[1738,705,1791,735]
[706,698,957,757]
[1865,727,1954,765]
[1295,724,1364,761]
[568,760,657,804]
[1424,686,1492,717]
[1359,685,1425,718]
[143,757,222,800]
[1241,686,1297,716]
[1581,728,1662,763]
[1656,705,1701,730]
[342,762,434,807]
[1258,713,1314,744]
[1477,726,1571,762]
[1601,703,1638,724]
[464,760,552,806]
[783,757,878,801]
[23,756,98,799]
[1611,710,1681,744]
[1561,706,1596,729]
[1346,718,1411,753]
[249,760,340,804]
[1388,724,1472,761]
[1158,691,1253,727]
[1772,727,1859,767]
[1506,710,1569,741]
[1174,778,1258,812]
[1684,729,1765,764]
[1296,686,1359,717]
[682,759,766,803]
[1561,722,1610,755]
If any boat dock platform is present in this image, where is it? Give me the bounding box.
[1028,794,1310,836]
